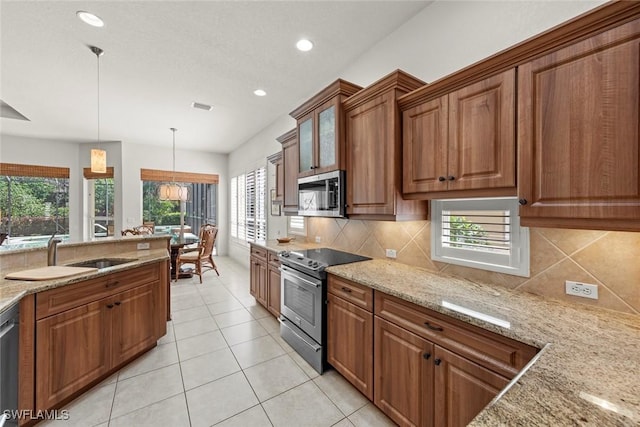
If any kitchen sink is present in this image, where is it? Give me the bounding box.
[67,258,136,269]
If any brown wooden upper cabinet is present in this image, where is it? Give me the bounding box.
[267,151,284,203]
[276,129,299,215]
[400,69,516,200]
[344,70,428,220]
[518,18,640,231]
[290,79,362,178]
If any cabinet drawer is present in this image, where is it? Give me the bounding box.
[328,275,373,312]
[375,292,537,378]
[268,251,281,268]
[36,264,160,320]
[250,245,267,261]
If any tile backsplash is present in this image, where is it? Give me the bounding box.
[307,218,640,315]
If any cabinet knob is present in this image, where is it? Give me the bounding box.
[519,199,528,206]
[424,322,444,332]
[447,176,455,181]
[309,166,314,170]
[106,304,114,309]
[423,352,431,360]
[114,301,121,306]
[341,287,352,293]
[434,358,442,366]
[438,176,446,182]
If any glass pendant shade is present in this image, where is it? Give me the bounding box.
[90,149,107,173]
[158,183,189,201]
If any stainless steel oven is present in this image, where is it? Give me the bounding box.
[0,303,19,427]
[278,248,370,374]
[279,265,325,373]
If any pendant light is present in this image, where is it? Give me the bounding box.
[158,128,189,201]
[89,45,106,173]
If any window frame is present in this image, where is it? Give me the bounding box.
[287,216,306,236]
[431,197,530,277]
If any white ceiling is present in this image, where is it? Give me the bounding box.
[0,1,430,153]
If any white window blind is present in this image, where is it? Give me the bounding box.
[288,216,306,236]
[230,167,266,244]
[431,198,529,277]
[230,177,238,238]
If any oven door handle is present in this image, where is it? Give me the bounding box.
[279,266,321,288]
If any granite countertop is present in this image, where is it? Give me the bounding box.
[326,259,640,425]
[0,248,169,314]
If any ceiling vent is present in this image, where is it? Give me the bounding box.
[1,100,30,121]
[191,102,213,111]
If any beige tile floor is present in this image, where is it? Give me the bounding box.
[40,256,396,427]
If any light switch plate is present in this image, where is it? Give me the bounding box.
[137,242,150,250]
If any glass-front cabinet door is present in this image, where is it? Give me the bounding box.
[298,116,314,175]
[317,104,336,169]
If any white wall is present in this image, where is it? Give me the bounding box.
[226,0,606,265]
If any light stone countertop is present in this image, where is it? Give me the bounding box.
[0,248,169,315]
[325,259,640,426]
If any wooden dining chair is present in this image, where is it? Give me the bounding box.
[135,224,154,235]
[175,224,220,283]
[121,228,140,236]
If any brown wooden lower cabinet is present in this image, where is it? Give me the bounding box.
[249,245,281,319]
[31,261,168,414]
[35,298,111,410]
[267,264,281,318]
[326,274,537,427]
[434,346,509,427]
[374,316,433,427]
[327,292,373,400]
[249,254,267,308]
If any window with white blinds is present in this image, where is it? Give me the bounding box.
[230,167,266,244]
[288,215,306,236]
[431,198,529,277]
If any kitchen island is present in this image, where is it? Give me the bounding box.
[0,235,170,426]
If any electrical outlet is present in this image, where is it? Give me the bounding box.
[315,236,321,243]
[137,242,150,250]
[565,281,598,300]
[385,249,397,259]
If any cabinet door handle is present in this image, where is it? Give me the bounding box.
[106,304,114,309]
[438,176,446,182]
[434,358,442,366]
[519,198,528,205]
[423,352,431,360]
[106,280,120,288]
[424,322,443,332]
[447,175,455,181]
[341,287,352,293]
[114,301,121,306]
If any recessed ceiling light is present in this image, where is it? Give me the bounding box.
[254,89,267,97]
[76,11,104,28]
[296,39,314,52]
[191,101,213,111]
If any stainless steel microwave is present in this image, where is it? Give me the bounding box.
[298,170,345,217]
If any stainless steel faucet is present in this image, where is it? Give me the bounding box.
[47,232,62,266]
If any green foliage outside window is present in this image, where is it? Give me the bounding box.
[0,176,69,236]
[448,216,488,247]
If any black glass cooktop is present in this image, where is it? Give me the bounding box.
[283,248,370,268]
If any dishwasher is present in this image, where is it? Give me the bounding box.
[0,302,19,427]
